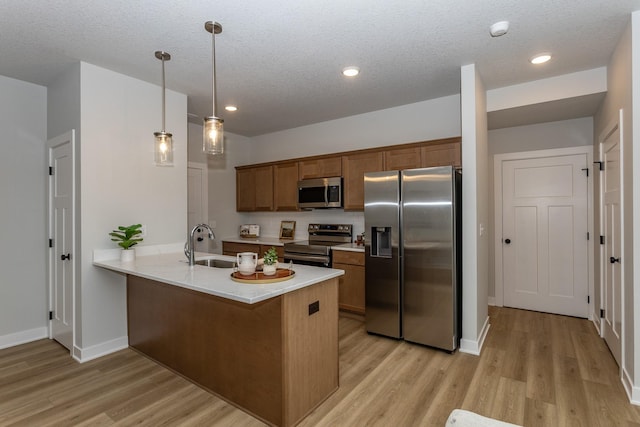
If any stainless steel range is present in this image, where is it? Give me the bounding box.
[284,224,353,267]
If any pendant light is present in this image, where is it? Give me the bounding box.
[203,21,224,155]
[154,51,173,166]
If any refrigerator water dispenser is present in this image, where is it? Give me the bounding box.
[371,226,392,258]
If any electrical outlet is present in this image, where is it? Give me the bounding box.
[140,224,147,237]
[209,220,217,228]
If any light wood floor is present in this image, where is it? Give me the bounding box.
[2,306,640,426]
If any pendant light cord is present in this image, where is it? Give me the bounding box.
[211,29,217,118]
[161,56,166,132]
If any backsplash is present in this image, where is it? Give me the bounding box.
[238,210,364,242]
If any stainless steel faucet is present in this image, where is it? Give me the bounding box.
[185,223,216,266]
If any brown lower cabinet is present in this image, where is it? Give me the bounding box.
[127,275,339,427]
[332,250,365,315]
[223,241,284,261]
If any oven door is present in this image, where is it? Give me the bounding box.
[284,253,331,267]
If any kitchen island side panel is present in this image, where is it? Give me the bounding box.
[127,275,284,426]
[283,278,339,425]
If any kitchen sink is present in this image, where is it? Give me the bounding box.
[195,259,236,268]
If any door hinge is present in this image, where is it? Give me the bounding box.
[600,235,605,245]
[594,161,604,171]
[48,238,54,248]
[587,232,590,241]
[49,166,54,176]
[49,311,53,320]
[587,295,590,304]
[600,308,605,318]
[581,167,589,177]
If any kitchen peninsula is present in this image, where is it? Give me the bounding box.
[94,248,343,427]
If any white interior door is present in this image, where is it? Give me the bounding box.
[601,122,622,366]
[187,162,209,252]
[502,153,589,318]
[48,131,75,351]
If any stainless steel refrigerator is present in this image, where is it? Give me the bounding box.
[364,166,462,351]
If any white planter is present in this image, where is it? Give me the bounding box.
[120,249,136,263]
[263,263,277,276]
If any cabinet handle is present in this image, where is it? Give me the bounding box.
[61,253,71,261]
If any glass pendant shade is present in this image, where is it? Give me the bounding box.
[203,116,224,154]
[154,131,173,165]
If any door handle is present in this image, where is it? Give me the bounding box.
[504,238,511,244]
[610,256,620,264]
[60,253,71,261]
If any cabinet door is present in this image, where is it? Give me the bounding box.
[333,263,365,314]
[342,151,384,211]
[236,168,256,211]
[254,166,274,211]
[298,156,342,180]
[273,162,299,211]
[421,141,461,168]
[384,147,422,171]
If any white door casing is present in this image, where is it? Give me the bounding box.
[187,162,209,252]
[599,112,623,367]
[494,147,592,319]
[47,130,76,351]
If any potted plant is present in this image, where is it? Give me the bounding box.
[262,247,279,276]
[109,224,143,262]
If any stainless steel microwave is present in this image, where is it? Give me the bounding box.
[297,177,343,209]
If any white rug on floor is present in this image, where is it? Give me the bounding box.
[445,409,522,427]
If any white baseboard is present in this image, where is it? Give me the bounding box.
[488,296,496,306]
[622,367,640,405]
[459,316,491,356]
[0,326,48,350]
[73,336,129,363]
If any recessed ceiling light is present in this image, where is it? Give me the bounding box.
[530,54,551,65]
[225,105,238,112]
[342,66,360,77]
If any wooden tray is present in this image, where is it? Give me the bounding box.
[230,268,295,284]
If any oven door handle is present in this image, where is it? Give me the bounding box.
[284,253,330,264]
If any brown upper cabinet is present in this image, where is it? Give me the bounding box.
[384,146,422,171]
[342,151,384,211]
[273,162,299,211]
[298,156,342,180]
[236,165,274,212]
[421,141,461,168]
[235,136,461,212]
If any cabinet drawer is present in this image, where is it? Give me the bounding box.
[222,241,260,254]
[332,250,364,266]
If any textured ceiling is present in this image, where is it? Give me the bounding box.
[1,1,639,136]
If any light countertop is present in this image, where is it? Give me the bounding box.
[332,242,365,253]
[93,248,344,304]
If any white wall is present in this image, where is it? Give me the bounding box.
[460,64,490,355]
[73,63,187,359]
[487,118,594,300]
[0,75,48,348]
[249,94,461,163]
[487,67,607,112]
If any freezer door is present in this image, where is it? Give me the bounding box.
[402,166,457,350]
[364,170,401,339]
